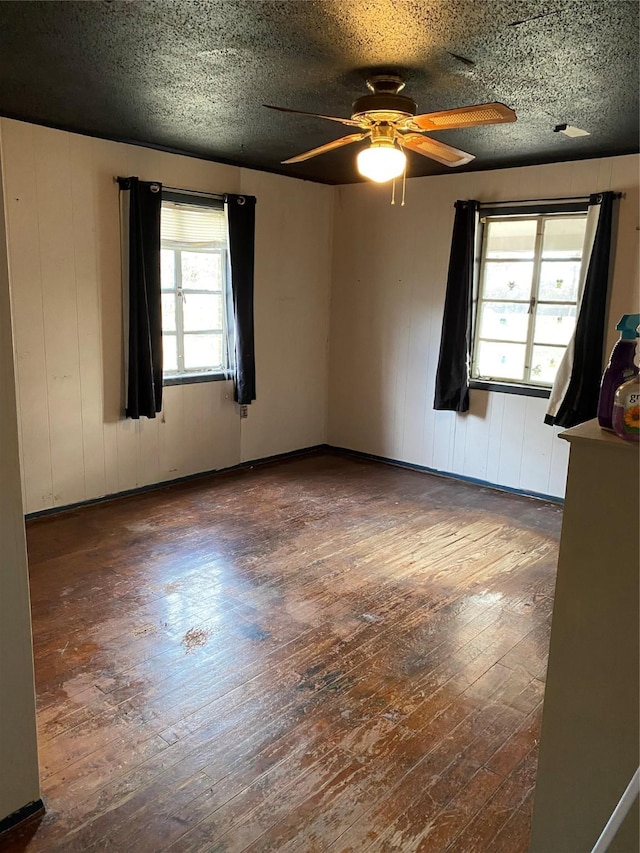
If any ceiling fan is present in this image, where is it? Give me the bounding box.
[265,74,516,183]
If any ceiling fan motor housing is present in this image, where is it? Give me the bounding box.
[352,74,416,122]
[351,92,417,121]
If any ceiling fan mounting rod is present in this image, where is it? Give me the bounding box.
[366,73,406,95]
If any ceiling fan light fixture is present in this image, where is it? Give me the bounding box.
[357,141,406,183]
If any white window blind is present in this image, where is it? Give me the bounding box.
[161,201,227,247]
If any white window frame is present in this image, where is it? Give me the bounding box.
[160,195,229,384]
[471,208,589,395]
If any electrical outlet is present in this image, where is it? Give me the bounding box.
[239,405,248,419]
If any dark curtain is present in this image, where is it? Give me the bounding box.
[546,191,615,428]
[226,193,257,405]
[119,177,163,419]
[433,199,479,412]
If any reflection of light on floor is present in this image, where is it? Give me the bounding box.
[435,590,507,667]
[466,591,505,610]
[157,558,239,640]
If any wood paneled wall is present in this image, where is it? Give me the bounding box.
[3,116,638,512]
[1,120,333,513]
[328,155,640,498]
[238,168,333,464]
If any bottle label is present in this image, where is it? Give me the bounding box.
[614,389,640,436]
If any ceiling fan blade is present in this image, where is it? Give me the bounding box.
[399,133,475,167]
[282,132,369,164]
[407,102,517,132]
[264,104,363,128]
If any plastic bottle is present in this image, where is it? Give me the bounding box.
[612,375,640,441]
[597,314,640,431]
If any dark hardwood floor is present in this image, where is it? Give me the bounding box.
[0,452,563,852]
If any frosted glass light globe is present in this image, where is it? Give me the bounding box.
[357,143,406,183]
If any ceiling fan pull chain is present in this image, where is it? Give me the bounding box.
[391,176,396,205]
[401,165,406,207]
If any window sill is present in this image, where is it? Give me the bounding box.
[163,372,229,387]
[470,380,551,399]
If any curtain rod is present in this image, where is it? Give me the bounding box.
[114,177,225,201]
[480,192,623,207]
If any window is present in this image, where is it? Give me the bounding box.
[471,210,588,393]
[160,193,228,383]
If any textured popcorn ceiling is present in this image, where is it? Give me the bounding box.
[0,0,637,184]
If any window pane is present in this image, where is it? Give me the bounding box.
[538,260,581,302]
[534,303,577,346]
[184,334,223,370]
[530,345,565,384]
[183,293,223,332]
[475,341,526,381]
[479,302,529,343]
[181,251,222,291]
[542,217,587,259]
[483,261,533,301]
[161,249,175,289]
[485,219,537,259]
[163,334,177,372]
[161,294,176,332]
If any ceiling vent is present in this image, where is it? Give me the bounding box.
[554,124,590,138]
